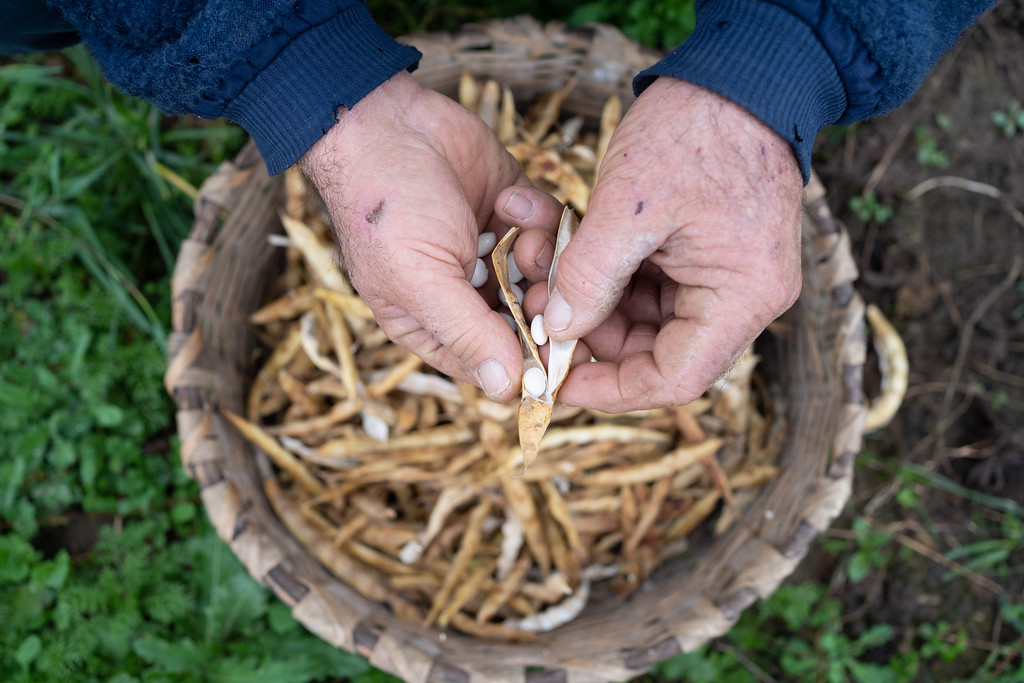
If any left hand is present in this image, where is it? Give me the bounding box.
[300,72,562,401]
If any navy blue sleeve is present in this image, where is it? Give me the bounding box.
[45,0,422,175]
[635,0,997,181]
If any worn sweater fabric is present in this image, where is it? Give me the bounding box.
[634,0,996,180]
[5,0,997,178]
[29,0,424,174]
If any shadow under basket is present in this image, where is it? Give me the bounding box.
[165,17,867,683]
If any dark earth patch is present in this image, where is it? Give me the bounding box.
[809,3,1024,678]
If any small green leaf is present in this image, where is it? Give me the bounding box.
[31,549,70,590]
[92,403,125,427]
[874,203,894,223]
[780,637,818,673]
[1000,601,1024,630]
[79,443,98,487]
[15,634,42,668]
[132,636,206,673]
[847,658,898,683]
[49,438,77,469]
[0,377,38,408]
[653,650,719,681]
[826,661,848,683]
[108,674,139,683]
[0,533,39,583]
[171,501,197,525]
[896,486,918,508]
[14,425,49,461]
[267,601,298,635]
[855,623,894,652]
[143,581,193,625]
[848,551,871,583]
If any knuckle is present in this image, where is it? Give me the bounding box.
[740,245,802,320]
[663,381,698,409]
[435,314,490,366]
[767,261,803,314]
[782,273,802,310]
[750,280,795,322]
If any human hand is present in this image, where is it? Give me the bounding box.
[299,72,562,402]
[521,77,804,412]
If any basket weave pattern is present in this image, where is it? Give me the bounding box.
[165,18,866,683]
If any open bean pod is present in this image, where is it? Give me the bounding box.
[493,207,580,472]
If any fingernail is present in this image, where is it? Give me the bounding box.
[476,359,511,398]
[503,191,535,221]
[545,290,572,332]
[534,240,554,271]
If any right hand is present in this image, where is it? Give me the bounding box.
[516,78,804,412]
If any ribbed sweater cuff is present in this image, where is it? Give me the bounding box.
[223,4,421,175]
[634,0,847,183]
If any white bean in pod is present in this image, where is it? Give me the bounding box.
[477,232,497,257]
[531,314,548,346]
[523,366,547,398]
[507,253,524,283]
[471,258,489,288]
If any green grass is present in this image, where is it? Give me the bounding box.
[3,3,1022,681]
[366,0,695,50]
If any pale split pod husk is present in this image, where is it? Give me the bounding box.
[493,206,580,473]
[863,304,909,431]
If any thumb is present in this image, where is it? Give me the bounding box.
[400,272,524,403]
[543,197,657,341]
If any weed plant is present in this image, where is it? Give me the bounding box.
[991,99,1024,137]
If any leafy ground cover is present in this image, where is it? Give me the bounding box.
[2,1,1022,681]
[0,45,392,683]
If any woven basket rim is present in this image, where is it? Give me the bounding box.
[165,17,867,683]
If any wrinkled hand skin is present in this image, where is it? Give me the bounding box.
[531,77,804,413]
[299,72,561,402]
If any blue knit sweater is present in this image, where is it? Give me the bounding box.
[2,0,997,177]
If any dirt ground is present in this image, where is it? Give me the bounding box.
[806,0,1024,676]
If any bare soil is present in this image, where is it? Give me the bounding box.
[807,1,1024,677]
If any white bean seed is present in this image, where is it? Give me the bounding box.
[531,314,548,345]
[507,253,524,283]
[477,232,497,257]
[510,282,524,304]
[500,312,517,331]
[471,258,488,288]
[523,367,547,398]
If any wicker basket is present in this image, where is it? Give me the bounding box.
[165,17,866,683]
